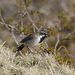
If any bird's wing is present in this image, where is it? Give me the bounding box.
[20,34,34,43]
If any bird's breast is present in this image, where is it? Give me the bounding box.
[32,36,40,46]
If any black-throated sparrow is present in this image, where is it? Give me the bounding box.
[17,30,49,51]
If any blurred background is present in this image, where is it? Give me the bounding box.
[0,0,75,65]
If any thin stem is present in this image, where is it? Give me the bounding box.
[54,33,60,54]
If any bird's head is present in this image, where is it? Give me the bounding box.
[37,30,49,43]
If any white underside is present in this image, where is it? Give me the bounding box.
[34,35,43,46]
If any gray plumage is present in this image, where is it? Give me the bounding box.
[17,30,49,51]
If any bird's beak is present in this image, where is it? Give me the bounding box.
[46,33,49,37]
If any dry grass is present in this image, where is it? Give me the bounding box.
[0,42,75,75]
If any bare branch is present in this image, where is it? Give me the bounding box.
[58,45,75,59]
[65,32,75,39]
[44,40,49,51]
[21,0,39,32]
[0,9,19,45]
[16,0,39,33]
[0,9,24,57]
[54,33,60,54]
[0,10,10,30]
[69,54,75,59]
[39,19,47,31]
[0,9,5,23]
[11,32,19,46]
[60,32,75,42]
[0,22,10,31]
[58,45,68,52]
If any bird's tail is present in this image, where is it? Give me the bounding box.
[17,44,24,51]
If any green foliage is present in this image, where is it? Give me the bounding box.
[19,1,23,7]
[40,44,46,50]
[56,49,74,65]
[37,11,42,20]
[48,27,55,35]
[57,12,74,31]
[8,18,14,24]
[30,10,36,15]
[24,0,32,7]
[42,47,74,65]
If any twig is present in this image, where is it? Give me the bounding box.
[2,41,6,46]
[54,33,60,54]
[44,41,48,48]
[58,45,67,52]
[39,19,47,31]
[11,30,24,57]
[0,9,19,45]
[0,9,19,32]
[58,45,75,59]
[60,32,75,42]
[11,32,19,46]
[21,0,39,32]
[0,10,10,31]
[0,9,24,57]
[68,54,75,59]
[65,32,75,39]
[44,40,49,51]
[16,0,39,32]
[0,9,5,23]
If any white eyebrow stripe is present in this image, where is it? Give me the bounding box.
[40,31,48,34]
[40,31,47,33]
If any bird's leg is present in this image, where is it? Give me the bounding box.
[27,46,32,53]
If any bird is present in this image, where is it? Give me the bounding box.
[17,30,49,51]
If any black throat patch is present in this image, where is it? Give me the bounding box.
[39,36,46,43]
